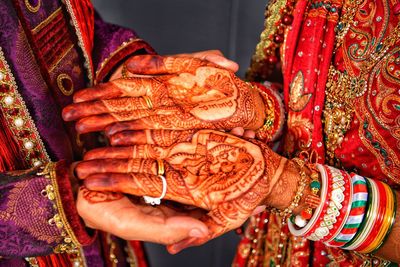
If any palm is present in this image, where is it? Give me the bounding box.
[76,130,279,251]
[77,187,208,245]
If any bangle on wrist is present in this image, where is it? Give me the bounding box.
[270,157,309,224]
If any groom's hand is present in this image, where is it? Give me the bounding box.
[76,186,209,245]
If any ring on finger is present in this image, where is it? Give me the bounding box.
[143,174,167,205]
[142,96,153,109]
[156,159,165,176]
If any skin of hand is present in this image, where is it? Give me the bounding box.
[76,186,210,244]
[62,54,265,135]
[110,50,239,81]
[73,50,237,248]
[75,129,304,254]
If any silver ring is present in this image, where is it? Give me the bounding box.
[143,175,167,205]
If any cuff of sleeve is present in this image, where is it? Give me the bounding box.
[252,82,286,142]
[95,39,155,83]
[43,161,96,252]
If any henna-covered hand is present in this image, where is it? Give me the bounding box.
[62,55,265,135]
[75,130,300,253]
[77,186,209,244]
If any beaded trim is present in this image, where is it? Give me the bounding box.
[38,162,80,254]
[246,0,295,81]
[0,47,50,167]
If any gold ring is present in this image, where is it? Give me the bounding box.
[142,96,153,109]
[156,159,165,176]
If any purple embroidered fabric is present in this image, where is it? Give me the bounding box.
[0,0,154,265]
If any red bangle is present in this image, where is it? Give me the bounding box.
[304,166,334,239]
[355,179,387,252]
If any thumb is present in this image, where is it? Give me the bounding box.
[157,216,209,245]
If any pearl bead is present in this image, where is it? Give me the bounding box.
[3,95,14,106]
[33,160,42,167]
[24,141,34,150]
[14,117,24,127]
[0,72,4,81]
[294,215,307,228]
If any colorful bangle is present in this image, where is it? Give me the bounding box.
[250,82,285,142]
[307,167,348,241]
[342,178,375,250]
[354,179,387,252]
[318,169,353,242]
[290,164,321,228]
[288,164,329,236]
[358,180,396,253]
[370,183,397,254]
[325,174,368,247]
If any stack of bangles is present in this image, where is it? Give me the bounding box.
[287,164,397,254]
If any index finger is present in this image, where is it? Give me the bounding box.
[73,77,156,103]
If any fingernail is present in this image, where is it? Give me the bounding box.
[189,229,205,238]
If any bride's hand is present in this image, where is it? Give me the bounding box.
[74,130,301,253]
[62,55,265,135]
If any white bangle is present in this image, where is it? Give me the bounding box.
[143,175,167,205]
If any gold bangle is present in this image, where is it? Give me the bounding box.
[271,158,309,224]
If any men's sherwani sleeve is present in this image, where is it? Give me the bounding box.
[92,12,156,83]
[0,161,94,257]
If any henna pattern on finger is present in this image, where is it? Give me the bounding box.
[81,129,294,244]
[149,130,195,147]
[65,56,267,134]
[81,186,124,204]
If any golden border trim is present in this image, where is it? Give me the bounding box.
[25,0,41,13]
[32,7,62,34]
[95,38,142,83]
[62,0,93,85]
[48,44,74,72]
[0,46,50,167]
[40,162,81,253]
[56,73,74,96]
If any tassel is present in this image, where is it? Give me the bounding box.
[0,110,25,172]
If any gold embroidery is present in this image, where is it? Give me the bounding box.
[323,4,400,165]
[246,0,295,81]
[32,7,62,34]
[38,162,81,254]
[95,38,142,84]
[24,0,41,13]
[56,73,74,96]
[48,44,74,72]
[289,71,312,112]
[0,179,61,244]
